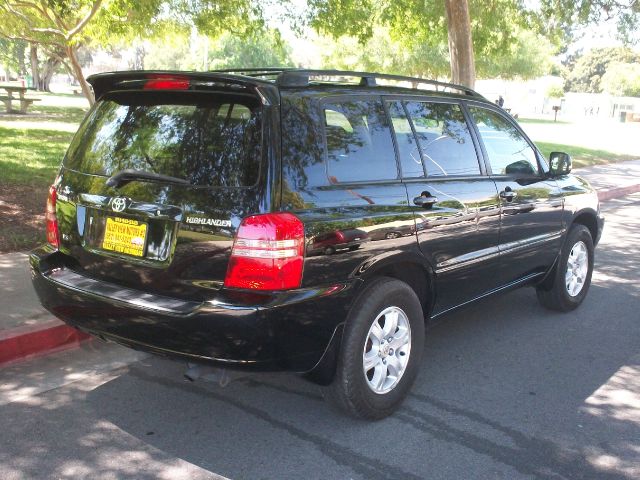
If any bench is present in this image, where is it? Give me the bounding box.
[0,95,41,114]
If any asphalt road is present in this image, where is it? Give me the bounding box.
[1,195,639,480]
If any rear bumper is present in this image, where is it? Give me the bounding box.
[30,247,353,373]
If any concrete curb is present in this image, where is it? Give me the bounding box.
[0,319,90,367]
[597,184,640,201]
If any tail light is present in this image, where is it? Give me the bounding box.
[46,185,59,248]
[224,213,305,290]
[144,74,190,90]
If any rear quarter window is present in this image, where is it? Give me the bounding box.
[323,99,398,183]
[65,91,262,187]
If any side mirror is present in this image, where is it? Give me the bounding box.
[549,151,572,176]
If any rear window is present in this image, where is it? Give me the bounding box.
[64,92,262,187]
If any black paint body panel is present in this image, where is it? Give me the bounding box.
[29,70,604,377]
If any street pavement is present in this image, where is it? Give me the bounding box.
[0,194,638,479]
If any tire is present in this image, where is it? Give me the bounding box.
[324,277,425,419]
[536,224,594,312]
[385,232,400,240]
[323,246,335,255]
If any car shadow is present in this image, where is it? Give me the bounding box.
[77,271,640,480]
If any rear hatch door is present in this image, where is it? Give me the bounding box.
[54,74,275,300]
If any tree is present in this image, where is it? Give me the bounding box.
[601,62,640,96]
[533,0,640,47]
[546,84,564,99]
[563,47,640,93]
[0,0,266,104]
[307,0,541,88]
[475,29,554,80]
[315,28,450,78]
[306,0,640,89]
[208,30,294,69]
[0,38,26,78]
[444,0,475,87]
[144,28,294,71]
[0,1,117,102]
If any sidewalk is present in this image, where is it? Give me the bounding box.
[1,159,639,366]
[574,159,640,200]
[0,253,89,365]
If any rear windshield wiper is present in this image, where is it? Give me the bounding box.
[106,169,190,188]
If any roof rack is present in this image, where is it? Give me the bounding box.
[209,68,484,98]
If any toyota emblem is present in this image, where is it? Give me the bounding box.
[111,197,127,213]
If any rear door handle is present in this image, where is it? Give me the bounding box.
[413,195,438,207]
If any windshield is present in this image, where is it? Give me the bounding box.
[64,91,263,187]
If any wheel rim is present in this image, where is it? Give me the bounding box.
[565,240,589,297]
[362,306,411,394]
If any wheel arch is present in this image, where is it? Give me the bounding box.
[304,252,435,386]
[539,208,598,290]
[353,252,435,320]
[571,208,599,245]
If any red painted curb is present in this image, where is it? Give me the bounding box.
[598,184,640,201]
[0,320,91,367]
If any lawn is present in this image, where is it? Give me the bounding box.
[518,117,570,125]
[0,126,72,186]
[535,142,637,169]
[0,92,86,252]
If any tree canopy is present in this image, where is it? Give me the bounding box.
[305,0,640,87]
[0,0,268,103]
[563,47,640,93]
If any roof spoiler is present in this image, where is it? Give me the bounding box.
[86,71,276,104]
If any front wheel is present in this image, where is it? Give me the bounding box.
[537,224,594,312]
[324,277,425,419]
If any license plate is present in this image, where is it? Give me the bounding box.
[102,217,148,257]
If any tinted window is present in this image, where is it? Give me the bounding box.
[386,101,424,178]
[281,96,327,200]
[65,92,262,187]
[404,102,479,177]
[469,107,539,176]
[323,99,398,183]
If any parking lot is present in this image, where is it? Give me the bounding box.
[1,195,638,480]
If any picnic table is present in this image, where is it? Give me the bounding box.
[0,85,41,114]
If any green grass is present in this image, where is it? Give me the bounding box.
[0,125,72,187]
[535,141,637,169]
[518,117,570,125]
[28,104,88,124]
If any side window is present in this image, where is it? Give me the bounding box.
[404,102,480,177]
[323,99,398,183]
[468,107,539,176]
[386,101,424,178]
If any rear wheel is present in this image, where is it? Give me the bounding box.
[324,277,425,419]
[537,224,594,312]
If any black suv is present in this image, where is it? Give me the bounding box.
[30,69,604,419]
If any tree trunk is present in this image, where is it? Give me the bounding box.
[444,0,476,89]
[66,45,94,105]
[16,42,27,77]
[42,57,60,92]
[29,44,41,90]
